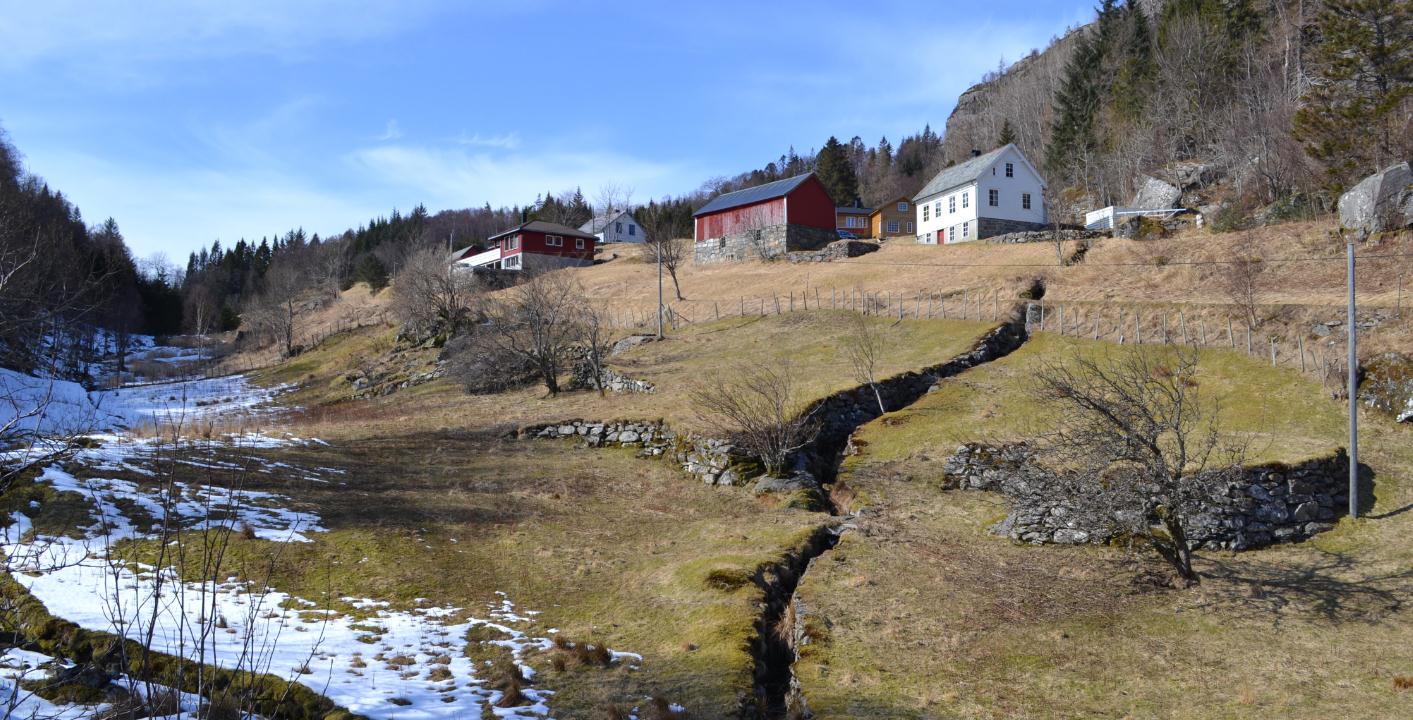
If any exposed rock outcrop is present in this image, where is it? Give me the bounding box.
[1360,352,1413,423]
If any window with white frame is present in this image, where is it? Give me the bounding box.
[926,231,933,243]
[934,200,941,216]
[628,224,635,236]
[503,254,521,269]
[546,234,563,247]
[949,195,956,213]
[897,201,908,212]
[906,221,914,232]
[923,204,930,222]
[1005,162,1014,177]
[962,221,969,238]
[576,237,585,249]
[962,192,969,209]
[1022,193,1032,210]
[988,189,999,207]
[505,235,519,251]
[887,221,900,233]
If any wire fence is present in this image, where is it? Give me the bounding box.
[598,286,1406,395]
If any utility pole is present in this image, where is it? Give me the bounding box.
[656,235,665,340]
[1347,240,1359,519]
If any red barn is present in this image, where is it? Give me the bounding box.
[458,220,597,271]
[692,173,838,263]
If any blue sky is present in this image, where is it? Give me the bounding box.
[0,0,1094,259]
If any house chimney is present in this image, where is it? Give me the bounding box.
[971,149,981,158]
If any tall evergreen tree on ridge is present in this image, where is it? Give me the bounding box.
[815,135,860,205]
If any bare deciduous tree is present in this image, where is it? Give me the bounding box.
[392,246,478,341]
[1219,244,1266,329]
[1035,347,1244,585]
[689,363,819,475]
[638,205,687,301]
[245,261,302,357]
[472,272,583,395]
[844,314,889,414]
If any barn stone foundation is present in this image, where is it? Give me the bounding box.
[694,224,838,265]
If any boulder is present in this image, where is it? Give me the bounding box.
[1338,162,1413,235]
[609,334,660,357]
[1130,175,1182,210]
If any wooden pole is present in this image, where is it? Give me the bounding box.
[1270,337,1277,366]
[1228,317,1235,347]
[1135,310,1142,344]
[1299,335,1306,372]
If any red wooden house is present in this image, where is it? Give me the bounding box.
[457,220,597,272]
[692,172,838,263]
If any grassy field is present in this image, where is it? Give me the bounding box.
[792,334,1413,719]
[270,311,995,438]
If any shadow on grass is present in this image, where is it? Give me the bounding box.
[1195,549,1413,627]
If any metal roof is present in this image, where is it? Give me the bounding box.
[912,145,1011,201]
[487,220,598,242]
[693,173,816,217]
[836,206,873,215]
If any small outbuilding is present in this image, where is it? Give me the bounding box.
[692,172,838,263]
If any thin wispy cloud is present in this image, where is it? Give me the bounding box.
[452,132,522,150]
[378,120,404,142]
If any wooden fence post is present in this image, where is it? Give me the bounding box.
[1228,317,1235,348]
[1269,337,1277,366]
[1135,310,1142,345]
[1298,335,1306,372]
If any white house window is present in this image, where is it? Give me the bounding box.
[897,201,908,212]
[576,237,585,249]
[1006,162,1014,177]
[503,254,521,269]
[988,189,999,207]
[615,222,622,233]
[923,204,930,222]
[887,221,900,233]
[949,196,956,213]
[906,221,914,232]
[934,200,941,216]
[628,224,635,236]
[962,192,970,209]
[1022,193,1032,210]
[546,234,563,247]
[962,221,969,238]
[926,231,933,243]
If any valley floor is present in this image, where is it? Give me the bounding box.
[4,305,1410,719]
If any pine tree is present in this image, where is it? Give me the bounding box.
[1111,1,1156,121]
[998,119,1017,147]
[1294,0,1412,191]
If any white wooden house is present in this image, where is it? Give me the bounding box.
[579,209,643,244]
[913,144,1047,245]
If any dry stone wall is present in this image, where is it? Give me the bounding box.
[945,442,1352,550]
[694,224,838,265]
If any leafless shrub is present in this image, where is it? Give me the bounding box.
[689,363,820,475]
[1034,346,1245,585]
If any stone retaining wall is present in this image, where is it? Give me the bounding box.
[516,419,750,487]
[567,363,656,394]
[985,228,1104,244]
[976,217,1048,239]
[785,239,880,264]
[944,442,1351,550]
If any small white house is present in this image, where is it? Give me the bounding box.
[913,144,1047,245]
[579,209,642,244]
